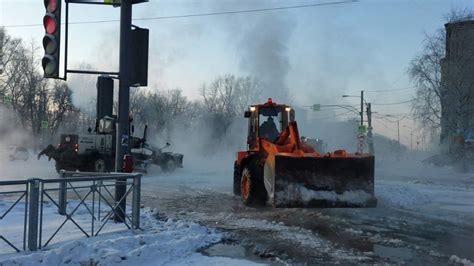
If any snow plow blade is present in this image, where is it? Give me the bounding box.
[265,154,376,208]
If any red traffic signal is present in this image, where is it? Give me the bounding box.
[44,0,58,12]
[42,0,61,78]
[43,14,58,34]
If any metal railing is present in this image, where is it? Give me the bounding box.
[0,171,141,254]
[0,180,29,253]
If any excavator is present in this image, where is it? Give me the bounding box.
[233,98,376,208]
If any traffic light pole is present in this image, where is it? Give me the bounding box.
[114,0,132,223]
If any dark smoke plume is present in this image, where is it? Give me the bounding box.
[238,14,295,103]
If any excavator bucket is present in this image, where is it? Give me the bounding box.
[263,154,376,208]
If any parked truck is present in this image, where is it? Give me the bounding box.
[37,76,183,173]
[38,117,183,173]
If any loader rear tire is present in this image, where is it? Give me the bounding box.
[240,164,267,207]
[233,161,241,196]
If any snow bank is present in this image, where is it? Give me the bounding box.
[375,178,474,225]
[275,184,374,206]
[449,255,474,265]
[0,207,262,266]
[373,159,474,225]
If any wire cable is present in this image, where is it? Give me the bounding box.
[311,110,354,120]
[371,99,416,106]
[3,0,358,28]
[365,86,416,93]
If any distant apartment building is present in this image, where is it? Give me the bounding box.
[440,20,474,144]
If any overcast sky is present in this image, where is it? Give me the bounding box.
[1,0,473,145]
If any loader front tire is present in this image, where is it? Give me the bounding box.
[240,164,266,207]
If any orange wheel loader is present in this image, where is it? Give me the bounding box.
[233,98,377,208]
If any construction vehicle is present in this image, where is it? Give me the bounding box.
[233,98,376,208]
[37,76,183,173]
[301,137,326,153]
[130,125,184,173]
[38,119,183,173]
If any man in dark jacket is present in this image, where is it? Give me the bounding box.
[259,116,279,142]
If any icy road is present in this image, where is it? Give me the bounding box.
[1,153,473,265]
[141,154,474,265]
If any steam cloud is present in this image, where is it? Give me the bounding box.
[238,14,295,103]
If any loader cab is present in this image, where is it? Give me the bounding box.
[245,99,293,149]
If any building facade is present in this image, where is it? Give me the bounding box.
[440,20,474,145]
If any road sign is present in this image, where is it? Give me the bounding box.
[358,140,366,149]
[358,125,367,135]
[312,104,321,111]
[41,120,49,129]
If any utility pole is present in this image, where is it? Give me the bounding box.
[366,103,374,155]
[115,0,132,223]
[360,90,364,126]
[402,125,414,152]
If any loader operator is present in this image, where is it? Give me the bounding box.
[259,116,279,142]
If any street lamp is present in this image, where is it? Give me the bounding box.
[342,90,364,126]
[341,91,376,155]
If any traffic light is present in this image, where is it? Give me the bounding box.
[42,0,61,78]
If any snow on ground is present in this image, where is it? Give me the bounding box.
[375,157,474,225]
[185,210,373,263]
[2,151,474,264]
[0,203,262,266]
[0,151,57,182]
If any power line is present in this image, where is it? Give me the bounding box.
[311,110,355,120]
[371,99,416,106]
[376,112,412,117]
[365,86,416,93]
[3,0,358,28]
[373,114,412,123]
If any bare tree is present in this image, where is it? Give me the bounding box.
[46,81,77,136]
[199,74,262,139]
[0,32,79,142]
[445,7,474,23]
[200,74,261,116]
[409,30,444,131]
[130,88,198,140]
[409,9,474,144]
